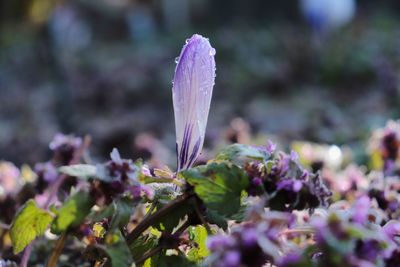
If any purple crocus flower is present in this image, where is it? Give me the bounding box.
[172,34,216,170]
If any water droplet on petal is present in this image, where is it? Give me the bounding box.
[209,48,216,56]
[175,57,179,64]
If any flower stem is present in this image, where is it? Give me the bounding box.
[46,233,67,267]
[135,246,163,265]
[126,193,194,244]
[135,219,192,265]
[19,244,32,267]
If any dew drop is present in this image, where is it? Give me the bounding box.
[209,48,216,56]
[175,57,180,64]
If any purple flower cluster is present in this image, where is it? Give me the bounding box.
[369,120,400,175]
[279,197,400,267]
[245,149,331,212]
[49,133,82,165]
[368,176,400,220]
[207,213,293,267]
[91,148,154,205]
[34,133,83,190]
[206,188,400,267]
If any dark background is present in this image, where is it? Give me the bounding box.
[1,0,400,168]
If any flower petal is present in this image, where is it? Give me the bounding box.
[173,34,216,170]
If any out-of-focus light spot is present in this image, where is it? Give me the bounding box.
[21,164,37,183]
[300,0,356,32]
[327,145,342,168]
[29,0,55,25]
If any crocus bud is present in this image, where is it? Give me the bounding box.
[172,34,216,170]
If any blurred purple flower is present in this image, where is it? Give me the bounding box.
[35,162,58,183]
[277,179,303,193]
[130,184,154,200]
[266,140,277,154]
[50,133,82,152]
[0,161,21,196]
[172,34,216,170]
[222,251,241,267]
[352,196,371,224]
[207,235,235,251]
[290,150,299,161]
[50,133,83,164]
[278,252,302,266]
[383,220,400,239]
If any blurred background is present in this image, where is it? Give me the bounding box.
[1,0,400,168]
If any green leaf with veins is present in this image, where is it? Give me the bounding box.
[154,200,193,232]
[51,191,94,234]
[182,162,249,218]
[10,200,53,254]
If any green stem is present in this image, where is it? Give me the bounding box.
[126,193,194,244]
[193,198,211,234]
[135,219,192,265]
[46,233,67,267]
[135,246,163,265]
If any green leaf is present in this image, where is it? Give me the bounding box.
[105,231,134,267]
[154,201,193,232]
[187,226,209,263]
[84,231,134,267]
[10,200,53,254]
[130,233,158,263]
[182,163,249,218]
[110,197,136,230]
[149,254,195,267]
[205,209,228,230]
[89,204,115,222]
[89,197,136,232]
[59,164,96,180]
[215,144,270,165]
[51,191,94,234]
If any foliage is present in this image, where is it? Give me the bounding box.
[10,200,53,254]
[1,120,400,266]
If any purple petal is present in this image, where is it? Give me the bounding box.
[352,196,371,224]
[173,34,216,170]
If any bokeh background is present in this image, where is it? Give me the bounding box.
[1,0,400,168]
